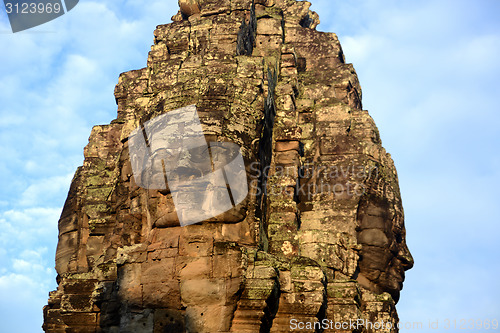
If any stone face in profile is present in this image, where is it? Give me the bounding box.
[43,0,413,332]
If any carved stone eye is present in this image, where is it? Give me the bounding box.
[359,229,389,247]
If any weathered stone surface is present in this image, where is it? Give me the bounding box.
[44,0,413,332]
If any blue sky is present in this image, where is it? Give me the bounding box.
[0,0,499,332]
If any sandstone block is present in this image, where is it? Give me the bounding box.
[143,281,181,309]
[180,279,227,306]
[141,259,175,284]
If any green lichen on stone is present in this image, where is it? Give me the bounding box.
[86,187,114,201]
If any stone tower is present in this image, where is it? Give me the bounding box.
[43,0,413,332]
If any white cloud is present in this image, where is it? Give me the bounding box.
[0,208,58,332]
[0,271,54,332]
[0,208,59,332]
[12,258,47,274]
[19,174,73,207]
[0,207,60,250]
[0,113,26,127]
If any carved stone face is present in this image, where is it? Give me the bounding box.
[142,145,249,228]
[127,105,250,228]
[357,196,414,302]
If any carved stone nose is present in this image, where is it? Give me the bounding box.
[399,243,415,271]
